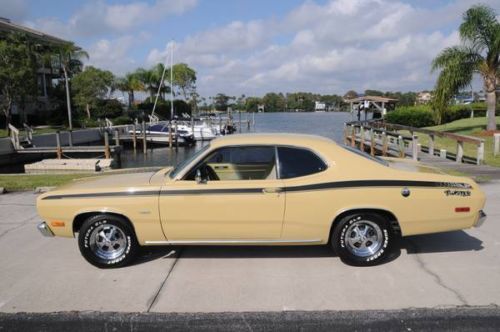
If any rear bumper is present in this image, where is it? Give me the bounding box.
[475,210,487,228]
[37,222,54,237]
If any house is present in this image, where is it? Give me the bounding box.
[0,17,78,125]
[416,91,432,105]
[314,101,326,112]
[344,95,398,120]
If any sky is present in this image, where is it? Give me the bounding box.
[1,0,496,98]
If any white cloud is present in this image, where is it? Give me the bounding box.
[30,0,198,38]
[145,0,491,97]
[85,33,151,75]
[25,0,498,97]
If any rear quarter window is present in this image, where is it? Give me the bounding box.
[278,147,327,179]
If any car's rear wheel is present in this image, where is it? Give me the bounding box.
[331,212,392,266]
[78,214,138,268]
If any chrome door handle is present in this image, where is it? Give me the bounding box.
[262,187,283,194]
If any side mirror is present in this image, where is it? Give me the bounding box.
[195,169,206,184]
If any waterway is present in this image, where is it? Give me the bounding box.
[120,112,353,169]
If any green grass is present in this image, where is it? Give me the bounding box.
[0,173,95,191]
[401,116,500,167]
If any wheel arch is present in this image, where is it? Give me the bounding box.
[73,211,137,237]
[329,208,401,242]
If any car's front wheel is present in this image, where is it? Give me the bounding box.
[78,214,138,268]
[331,212,392,266]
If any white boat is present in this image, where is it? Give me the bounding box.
[183,122,220,141]
[128,123,195,146]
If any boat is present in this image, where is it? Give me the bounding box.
[128,123,195,146]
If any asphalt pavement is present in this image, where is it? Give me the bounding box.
[0,182,499,329]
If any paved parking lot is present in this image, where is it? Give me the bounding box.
[0,182,499,313]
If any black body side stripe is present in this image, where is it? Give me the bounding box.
[42,180,471,200]
[42,190,160,200]
[284,180,471,192]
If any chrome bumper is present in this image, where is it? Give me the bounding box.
[475,210,487,228]
[37,222,54,237]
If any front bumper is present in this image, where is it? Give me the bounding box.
[37,222,54,237]
[475,210,487,228]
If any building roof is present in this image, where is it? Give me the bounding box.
[0,18,73,46]
[344,95,398,103]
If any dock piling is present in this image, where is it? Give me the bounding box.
[104,131,111,159]
[477,141,485,165]
[382,132,388,156]
[114,129,120,146]
[168,123,173,149]
[132,123,137,151]
[142,121,147,154]
[370,128,375,156]
[174,121,178,151]
[68,130,73,147]
[360,127,365,151]
[55,131,62,159]
[398,135,405,158]
[412,135,419,161]
[456,141,464,163]
[428,134,435,156]
[493,134,500,157]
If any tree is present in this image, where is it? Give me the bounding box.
[431,5,499,128]
[343,90,358,100]
[72,66,115,119]
[116,72,144,109]
[169,63,196,100]
[262,92,286,112]
[57,43,88,130]
[364,89,384,96]
[213,93,231,111]
[0,33,37,131]
[245,97,261,112]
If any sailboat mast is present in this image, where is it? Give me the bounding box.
[170,40,174,121]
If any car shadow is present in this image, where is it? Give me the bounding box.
[131,230,483,266]
[399,230,484,254]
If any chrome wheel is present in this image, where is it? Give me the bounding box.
[345,220,383,257]
[89,224,127,260]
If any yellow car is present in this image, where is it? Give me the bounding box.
[36,134,486,268]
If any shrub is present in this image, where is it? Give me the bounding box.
[94,99,125,119]
[386,105,435,127]
[112,115,132,125]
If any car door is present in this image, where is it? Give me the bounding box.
[277,146,332,241]
[159,146,285,241]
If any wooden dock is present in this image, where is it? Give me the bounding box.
[344,120,500,180]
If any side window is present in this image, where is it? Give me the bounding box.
[185,146,277,181]
[278,147,326,179]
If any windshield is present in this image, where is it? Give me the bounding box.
[169,144,210,179]
[341,145,389,167]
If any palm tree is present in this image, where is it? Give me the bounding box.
[135,65,170,101]
[116,73,144,109]
[58,43,89,130]
[431,5,499,129]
